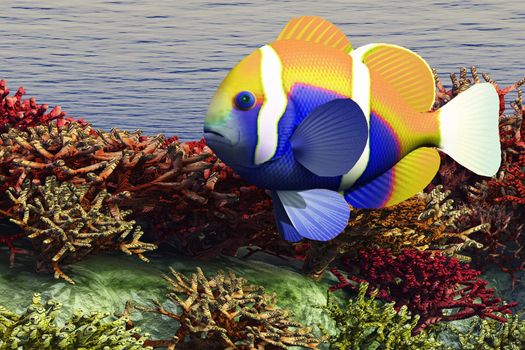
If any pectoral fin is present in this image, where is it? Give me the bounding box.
[274,189,350,241]
[290,98,368,177]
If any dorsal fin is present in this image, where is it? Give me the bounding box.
[277,16,352,53]
[354,43,435,112]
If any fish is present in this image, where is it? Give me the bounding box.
[203,16,501,242]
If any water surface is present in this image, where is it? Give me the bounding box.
[0,0,523,139]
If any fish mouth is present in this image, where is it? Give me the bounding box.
[203,125,239,146]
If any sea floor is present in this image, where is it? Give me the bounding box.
[0,244,522,349]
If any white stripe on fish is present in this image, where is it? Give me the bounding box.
[339,44,373,190]
[255,44,288,165]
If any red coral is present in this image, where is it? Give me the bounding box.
[330,248,517,333]
[0,79,85,131]
[0,233,30,268]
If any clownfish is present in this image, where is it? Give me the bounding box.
[204,16,501,242]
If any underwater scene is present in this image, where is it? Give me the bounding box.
[1,1,525,349]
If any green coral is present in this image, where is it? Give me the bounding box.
[320,283,443,350]
[452,315,525,349]
[136,266,320,349]
[0,293,150,349]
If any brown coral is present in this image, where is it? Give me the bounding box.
[430,67,525,278]
[135,267,319,350]
[4,176,156,283]
[303,185,486,279]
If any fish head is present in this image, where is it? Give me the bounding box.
[205,44,294,169]
[204,48,266,168]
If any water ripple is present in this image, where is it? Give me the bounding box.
[0,0,523,140]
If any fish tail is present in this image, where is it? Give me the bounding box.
[437,83,501,176]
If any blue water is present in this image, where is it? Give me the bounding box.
[0,0,523,140]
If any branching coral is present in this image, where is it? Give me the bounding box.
[330,248,517,334]
[5,176,156,283]
[430,67,525,277]
[302,185,486,279]
[452,314,525,349]
[487,90,525,206]
[135,267,319,349]
[0,232,29,268]
[433,66,525,114]
[0,293,151,349]
[0,80,77,132]
[0,119,284,262]
[320,283,443,350]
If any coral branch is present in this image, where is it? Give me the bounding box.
[330,249,517,333]
[135,267,320,349]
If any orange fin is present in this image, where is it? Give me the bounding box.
[277,16,352,53]
[344,147,440,208]
[356,43,435,112]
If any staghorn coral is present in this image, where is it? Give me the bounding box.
[320,283,443,350]
[0,232,30,268]
[0,119,286,263]
[135,267,319,350]
[330,248,517,334]
[4,176,156,283]
[430,67,525,277]
[431,67,524,198]
[0,79,79,133]
[451,314,525,349]
[433,66,525,114]
[302,185,486,279]
[487,90,525,206]
[0,293,151,350]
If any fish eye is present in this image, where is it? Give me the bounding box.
[234,91,256,111]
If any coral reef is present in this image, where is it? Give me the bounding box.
[321,283,442,350]
[4,176,156,283]
[0,292,150,350]
[433,66,525,114]
[302,185,486,279]
[330,248,516,333]
[430,67,525,277]
[134,267,320,349]
[444,314,525,349]
[0,232,28,268]
[0,118,284,263]
[0,80,77,133]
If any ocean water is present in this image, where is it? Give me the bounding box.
[0,0,523,140]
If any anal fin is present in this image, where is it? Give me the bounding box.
[344,147,440,208]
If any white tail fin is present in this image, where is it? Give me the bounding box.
[438,83,501,177]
